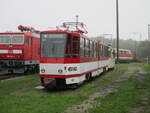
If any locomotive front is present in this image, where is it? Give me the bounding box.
[0,33,25,73]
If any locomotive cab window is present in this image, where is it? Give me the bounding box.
[25,37,32,45]
[0,35,11,44]
[12,35,24,44]
[0,35,24,44]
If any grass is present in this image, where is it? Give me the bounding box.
[0,64,129,113]
[89,76,140,113]
[89,63,150,113]
[134,63,150,113]
[0,72,8,75]
[143,63,150,72]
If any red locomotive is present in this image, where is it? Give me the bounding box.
[39,22,115,88]
[0,25,40,73]
[118,49,136,63]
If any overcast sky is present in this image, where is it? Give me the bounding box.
[0,0,149,40]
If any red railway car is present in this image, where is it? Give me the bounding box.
[0,25,40,73]
[39,22,115,88]
[118,49,136,63]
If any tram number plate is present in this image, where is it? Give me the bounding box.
[68,67,77,72]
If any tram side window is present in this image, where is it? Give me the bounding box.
[84,39,87,57]
[103,46,109,57]
[90,41,93,58]
[94,42,96,58]
[95,43,97,58]
[101,45,103,57]
[97,44,100,58]
[96,44,98,58]
[99,45,101,58]
[93,43,95,58]
[85,39,88,58]
[87,40,90,58]
[92,42,94,58]
[104,46,106,57]
[65,35,71,58]
[72,36,79,58]
[83,38,86,57]
[80,37,84,58]
[106,47,109,57]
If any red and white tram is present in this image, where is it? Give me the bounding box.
[0,25,40,73]
[118,49,136,63]
[39,22,115,88]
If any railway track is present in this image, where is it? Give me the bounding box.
[0,74,24,81]
[0,72,36,81]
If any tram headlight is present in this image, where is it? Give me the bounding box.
[58,69,63,73]
[41,69,45,73]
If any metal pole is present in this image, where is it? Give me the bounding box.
[148,24,150,41]
[76,15,79,30]
[116,0,119,63]
[147,25,150,63]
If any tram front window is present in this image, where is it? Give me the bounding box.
[41,33,66,58]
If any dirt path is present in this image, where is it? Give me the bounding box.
[62,65,147,113]
[128,67,148,113]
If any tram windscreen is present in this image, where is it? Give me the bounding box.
[41,33,66,58]
[0,35,24,44]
